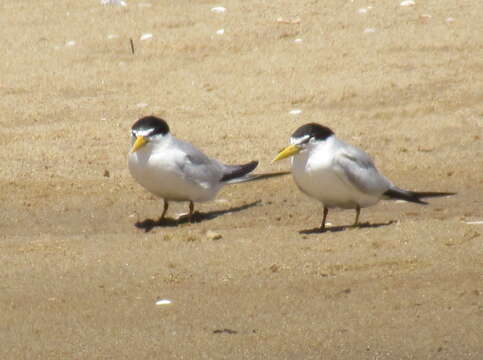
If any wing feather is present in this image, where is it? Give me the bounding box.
[333,145,391,195]
[173,139,224,188]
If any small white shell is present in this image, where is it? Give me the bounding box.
[464,220,483,225]
[140,33,153,41]
[175,212,190,220]
[400,0,415,7]
[289,109,302,115]
[216,29,225,35]
[65,40,76,47]
[293,38,303,43]
[100,0,127,6]
[156,299,172,305]
[276,17,301,24]
[211,6,226,13]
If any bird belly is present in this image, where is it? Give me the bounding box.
[128,153,219,202]
[292,157,379,209]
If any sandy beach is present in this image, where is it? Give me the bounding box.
[1,0,482,358]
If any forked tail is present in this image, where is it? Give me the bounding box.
[383,187,455,204]
[221,161,259,183]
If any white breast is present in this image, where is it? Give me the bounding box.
[291,139,380,209]
[128,142,221,202]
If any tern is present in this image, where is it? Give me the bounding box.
[128,116,258,222]
[273,123,454,231]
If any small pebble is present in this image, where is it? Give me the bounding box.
[216,29,225,35]
[65,40,76,47]
[206,230,223,241]
[293,38,303,43]
[289,109,302,115]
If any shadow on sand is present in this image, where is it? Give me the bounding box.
[135,200,262,232]
[299,220,396,235]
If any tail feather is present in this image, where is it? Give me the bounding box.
[221,161,258,183]
[384,188,455,204]
[411,191,456,198]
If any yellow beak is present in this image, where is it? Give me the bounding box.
[130,136,148,153]
[272,144,302,163]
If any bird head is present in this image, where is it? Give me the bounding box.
[130,116,171,153]
[272,123,334,162]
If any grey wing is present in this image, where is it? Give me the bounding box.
[175,139,224,187]
[333,146,392,195]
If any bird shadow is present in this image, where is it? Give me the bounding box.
[299,220,396,235]
[134,200,262,232]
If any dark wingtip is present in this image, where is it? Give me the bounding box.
[384,188,428,204]
[221,161,258,182]
[384,189,455,204]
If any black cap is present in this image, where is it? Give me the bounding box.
[292,123,334,141]
[132,116,170,136]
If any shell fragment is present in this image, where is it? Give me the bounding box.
[211,6,226,13]
[140,33,153,41]
[400,0,415,7]
[156,299,172,305]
